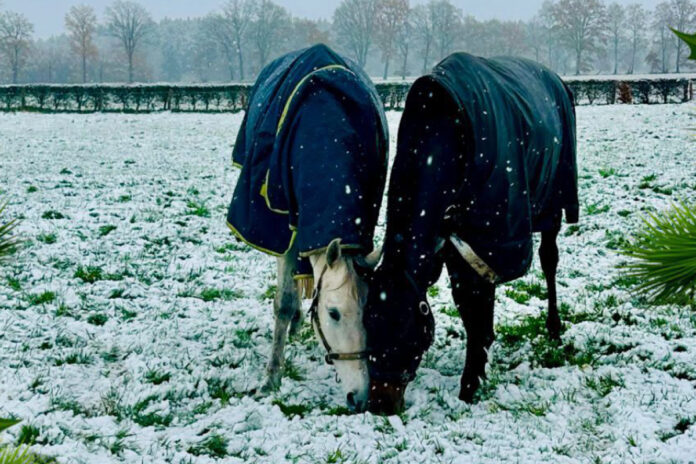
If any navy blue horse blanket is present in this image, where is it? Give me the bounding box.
[385,53,579,286]
[227,45,389,276]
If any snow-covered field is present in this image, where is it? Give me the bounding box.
[0,106,695,463]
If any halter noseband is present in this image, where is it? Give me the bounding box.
[309,265,370,365]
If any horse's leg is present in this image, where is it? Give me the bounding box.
[262,247,301,392]
[446,252,496,403]
[539,216,563,341]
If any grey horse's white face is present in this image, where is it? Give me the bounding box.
[309,240,380,412]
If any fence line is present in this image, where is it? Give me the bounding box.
[0,77,693,113]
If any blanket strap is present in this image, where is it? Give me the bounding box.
[450,234,499,284]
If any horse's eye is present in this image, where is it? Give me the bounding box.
[328,308,341,322]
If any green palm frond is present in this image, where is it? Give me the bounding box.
[621,202,696,304]
[0,200,21,261]
[0,420,21,435]
[0,446,36,464]
[0,419,36,464]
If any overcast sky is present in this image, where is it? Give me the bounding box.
[4,0,663,39]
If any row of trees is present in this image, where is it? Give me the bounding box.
[0,0,695,84]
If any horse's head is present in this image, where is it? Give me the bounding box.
[364,264,435,415]
[308,239,380,413]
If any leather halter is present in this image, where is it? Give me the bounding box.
[309,265,369,365]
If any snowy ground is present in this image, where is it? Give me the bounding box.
[0,106,695,464]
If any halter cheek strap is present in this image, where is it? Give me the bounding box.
[309,265,370,365]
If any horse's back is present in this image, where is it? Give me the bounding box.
[393,52,578,282]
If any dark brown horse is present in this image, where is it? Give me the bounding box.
[364,53,579,414]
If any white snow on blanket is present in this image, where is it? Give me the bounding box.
[0,106,695,463]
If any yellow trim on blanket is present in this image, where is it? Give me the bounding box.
[293,274,314,281]
[232,161,243,169]
[226,221,297,258]
[276,64,353,136]
[260,64,354,216]
[260,170,290,215]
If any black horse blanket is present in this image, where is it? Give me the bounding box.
[386,53,579,286]
[227,45,389,275]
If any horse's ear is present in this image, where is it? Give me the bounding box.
[326,238,342,268]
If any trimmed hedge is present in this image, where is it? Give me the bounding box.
[0,77,693,113]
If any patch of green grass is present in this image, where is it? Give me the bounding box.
[272,399,311,418]
[261,285,277,301]
[585,202,610,215]
[117,195,132,203]
[130,395,173,428]
[188,433,229,459]
[186,200,210,218]
[37,233,57,244]
[99,225,117,237]
[283,358,305,381]
[101,346,121,363]
[440,305,460,318]
[206,378,244,405]
[50,395,88,416]
[144,369,171,385]
[497,314,547,346]
[27,186,38,193]
[505,288,531,304]
[617,210,632,218]
[16,424,40,445]
[87,313,108,326]
[41,210,65,220]
[585,373,625,397]
[564,224,581,237]
[428,286,440,298]
[198,288,242,302]
[652,185,673,196]
[6,276,21,291]
[74,266,104,284]
[27,291,56,306]
[598,167,618,178]
[55,350,93,366]
[605,230,631,250]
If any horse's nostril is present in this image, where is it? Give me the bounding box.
[347,392,356,406]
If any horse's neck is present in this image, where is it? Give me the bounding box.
[383,155,464,292]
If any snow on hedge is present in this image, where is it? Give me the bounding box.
[0,106,695,463]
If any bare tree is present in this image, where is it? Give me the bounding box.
[550,0,608,75]
[251,0,290,70]
[526,16,548,64]
[65,5,98,83]
[334,0,380,67]
[668,0,696,72]
[606,3,625,74]
[430,0,462,62]
[0,11,34,83]
[221,0,254,81]
[412,4,434,73]
[650,2,675,72]
[105,1,153,83]
[625,4,647,74]
[395,7,413,79]
[376,0,409,79]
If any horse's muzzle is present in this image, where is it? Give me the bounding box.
[368,380,407,415]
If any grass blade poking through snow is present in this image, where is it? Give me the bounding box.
[621,202,696,304]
